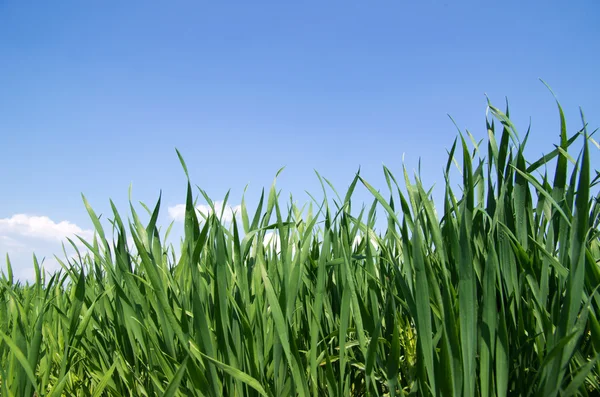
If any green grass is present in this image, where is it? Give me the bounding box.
[1,96,600,396]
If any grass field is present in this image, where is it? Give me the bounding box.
[1,97,599,396]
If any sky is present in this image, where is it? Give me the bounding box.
[1,1,599,281]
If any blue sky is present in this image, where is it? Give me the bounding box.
[1,1,599,280]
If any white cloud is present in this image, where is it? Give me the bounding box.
[0,214,94,242]
[352,234,380,251]
[168,204,186,221]
[0,235,27,250]
[168,201,241,223]
[263,231,281,251]
[262,232,302,256]
[0,212,178,282]
[0,213,97,282]
[9,253,80,282]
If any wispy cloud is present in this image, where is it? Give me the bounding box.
[168,201,241,223]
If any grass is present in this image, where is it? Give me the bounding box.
[1,95,600,396]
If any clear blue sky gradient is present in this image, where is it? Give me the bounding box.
[1,1,599,278]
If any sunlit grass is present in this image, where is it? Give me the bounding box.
[1,94,599,396]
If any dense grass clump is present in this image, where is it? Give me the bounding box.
[1,98,600,396]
